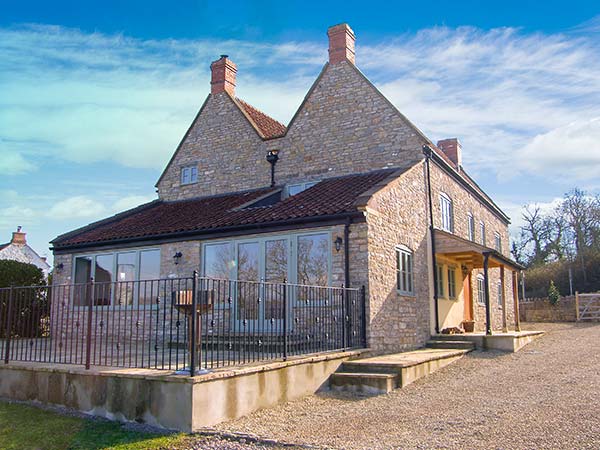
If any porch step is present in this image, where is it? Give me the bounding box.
[426,340,475,350]
[329,348,468,395]
[330,372,397,394]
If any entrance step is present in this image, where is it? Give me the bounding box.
[329,348,468,395]
[426,340,475,350]
[330,372,397,394]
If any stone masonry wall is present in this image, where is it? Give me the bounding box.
[364,163,431,353]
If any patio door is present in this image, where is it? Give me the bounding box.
[235,238,290,331]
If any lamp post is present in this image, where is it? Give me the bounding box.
[266,150,279,187]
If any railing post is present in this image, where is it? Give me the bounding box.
[190,271,198,377]
[85,278,94,370]
[283,278,288,361]
[341,284,348,349]
[360,285,367,348]
[4,286,14,364]
[575,291,580,321]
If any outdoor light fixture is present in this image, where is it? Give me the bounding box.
[55,263,64,272]
[266,149,280,187]
[173,251,183,265]
[334,236,343,252]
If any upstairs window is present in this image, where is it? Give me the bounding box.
[447,266,457,299]
[181,165,198,185]
[287,181,318,197]
[480,221,486,246]
[396,246,414,295]
[477,275,486,305]
[468,213,475,241]
[440,193,454,232]
[494,232,502,252]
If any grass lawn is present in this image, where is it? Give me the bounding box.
[0,401,187,450]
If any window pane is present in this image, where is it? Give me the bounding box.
[139,250,160,305]
[237,242,260,321]
[297,234,329,286]
[265,239,288,320]
[288,184,303,196]
[190,166,198,183]
[74,256,92,306]
[181,167,189,184]
[116,252,136,306]
[204,243,234,279]
[94,254,113,306]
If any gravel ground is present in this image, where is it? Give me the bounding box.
[203,322,600,450]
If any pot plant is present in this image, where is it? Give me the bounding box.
[462,320,475,333]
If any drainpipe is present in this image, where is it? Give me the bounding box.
[423,145,440,335]
[344,217,351,288]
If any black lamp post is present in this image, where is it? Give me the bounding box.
[266,150,279,187]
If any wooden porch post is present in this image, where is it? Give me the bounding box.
[512,270,521,332]
[483,253,492,335]
[501,266,508,333]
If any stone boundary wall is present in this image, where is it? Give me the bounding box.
[519,296,577,322]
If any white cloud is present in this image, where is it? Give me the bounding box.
[517,118,600,180]
[112,195,156,211]
[0,205,37,228]
[48,195,106,219]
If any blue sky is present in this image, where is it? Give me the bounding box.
[1,0,600,264]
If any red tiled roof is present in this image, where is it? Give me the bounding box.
[52,169,397,248]
[235,98,287,139]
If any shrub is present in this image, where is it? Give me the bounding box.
[548,280,560,305]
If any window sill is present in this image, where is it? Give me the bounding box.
[397,290,416,298]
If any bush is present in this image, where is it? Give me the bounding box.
[548,280,560,305]
[0,260,45,288]
[0,260,47,338]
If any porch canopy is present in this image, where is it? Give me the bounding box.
[433,229,524,335]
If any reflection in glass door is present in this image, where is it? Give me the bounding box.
[264,239,288,325]
[236,242,260,322]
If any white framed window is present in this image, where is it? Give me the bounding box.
[447,266,457,299]
[439,193,453,232]
[497,282,503,308]
[181,165,198,185]
[396,245,414,295]
[287,181,318,197]
[477,274,486,305]
[494,232,502,252]
[480,221,486,246]
[468,213,475,241]
[436,264,445,298]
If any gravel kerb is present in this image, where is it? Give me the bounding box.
[211,322,600,450]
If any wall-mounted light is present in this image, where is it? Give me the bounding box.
[55,263,64,273]
[173,252,183,265]
[266,149,280,187]
[334,236,343,252]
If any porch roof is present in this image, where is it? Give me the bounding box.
[52,169,399,251]
[434,229,523,271]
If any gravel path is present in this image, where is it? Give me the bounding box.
[203,322,600,449]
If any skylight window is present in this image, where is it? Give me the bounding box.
[287,181,318,197]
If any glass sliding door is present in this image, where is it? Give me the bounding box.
[264,239,288,326]
[236,242,260,322]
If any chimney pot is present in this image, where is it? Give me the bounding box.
[327,23,355,65]
[210,56,237,96]
[11,226,27,245]
[437,138,463,168]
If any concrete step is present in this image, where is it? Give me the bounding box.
[330,372,397,394]
[339,361,402,375]
[430,334,472,341]
[426,340,475,350]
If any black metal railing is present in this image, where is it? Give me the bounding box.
[0,274,366,375]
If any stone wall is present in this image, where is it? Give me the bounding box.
[519,296,578,322]
[363,164,431,352]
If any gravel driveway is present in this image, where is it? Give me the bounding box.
[202,322,600,449]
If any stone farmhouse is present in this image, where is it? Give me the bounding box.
[51,23,522,354]
[1,227,51,278]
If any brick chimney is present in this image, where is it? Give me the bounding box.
[437,138,462,168]
[327,23,355,65]
[210,55,237,95]
[11,226,26,245]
